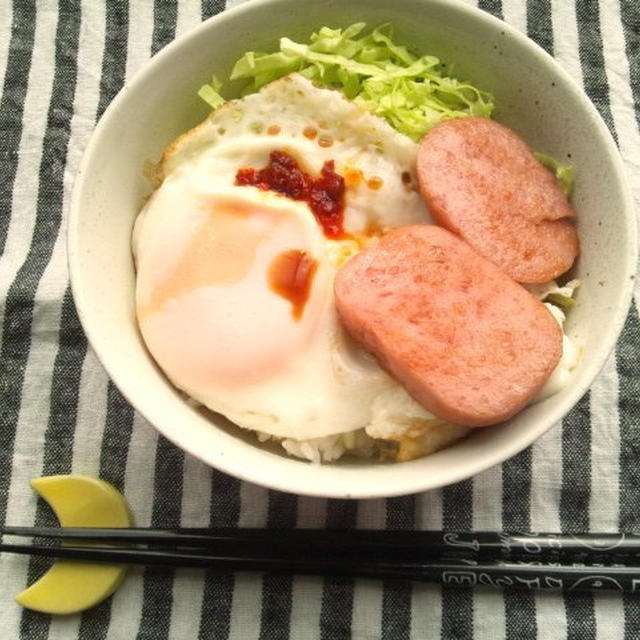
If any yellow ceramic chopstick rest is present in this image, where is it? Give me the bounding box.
[15,475,133,615]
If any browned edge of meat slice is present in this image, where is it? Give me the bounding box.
[334,225,563,427]
[416,117,579,284]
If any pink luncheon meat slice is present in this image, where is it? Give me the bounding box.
[334,225,563,427]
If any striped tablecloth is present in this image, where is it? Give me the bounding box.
[1,0,639,638]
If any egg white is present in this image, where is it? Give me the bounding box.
[134,75,440,441]
[135,186,403,439]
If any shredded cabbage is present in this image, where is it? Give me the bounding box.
[525,279,580,312]
[198,23,495,141]
[534,151,575,196]
[197,75,225,109]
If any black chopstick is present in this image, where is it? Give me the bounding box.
[2,527,639,563]
[1,540,637,593]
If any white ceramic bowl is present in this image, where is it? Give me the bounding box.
[69,0,637,498]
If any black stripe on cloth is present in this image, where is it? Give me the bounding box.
[382,496,414,640]
[560,392,596,640]
[95,0,128,121]
[201,0,225,21]
[575,0,617,139]
[319,500,357,640]
[75,3,130,637]
[560,393,591,530]
[198,471,242,640]
[526,0,553,55]
[440,480,473,640]
[625,597,640,640]
[99,385,135,494]
[12,0,82,635]
[152,0,177,56]
[259,491,298,640]
[477,0,503,21]
[502,449,536,638]
[0,0,36,253]
[135,436,185,640]
[616,303,640,639]
[19,288,87,640]
[619,0,640,130]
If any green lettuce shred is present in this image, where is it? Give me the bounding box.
[546,292,576,311]
[197,75,225,109]
[534,151,575,196]
[198,23,495,141]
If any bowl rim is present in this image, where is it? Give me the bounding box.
[68,0,638,498]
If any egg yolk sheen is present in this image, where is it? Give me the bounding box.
[135,189,329,391]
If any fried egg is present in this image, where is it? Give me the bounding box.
[133,74,444,441]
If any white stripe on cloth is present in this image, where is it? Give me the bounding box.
[176,0,203,41]
[167,458,213,640]
[168,569,209,640]
[599,0,640,312]
[105,414,159,640]
[592,3,638,635]
[589,353,621,532]
[473,464,503,530]
[530,425,563,532]
[238,481,269,526]
[502,0,527,34]
[297,496,328,528]
[0,0,13,91]
[58,0,107,483]
[72,347,110,475]
[593,592,625,640]
[225,0,250,9]
[411,585,442,640]
[530,429,565,635]
[535,591,569,640]
[106,567,146,640]
[551,0,583,83]
[415,487,443,530]
[530,416,563,640]
[472,466,506,640]
[126,0,154,81]
[181,458,215,527]
[228,572,265,640]
[0,4,58,334]
[288,498,327,640]
[48,616,82,640]
[225,482,269,638]
[474,589,508,640]
[291,575,323,640]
